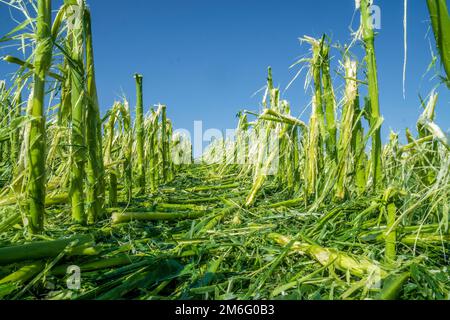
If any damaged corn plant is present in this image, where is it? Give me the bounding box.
[0,0,449,301]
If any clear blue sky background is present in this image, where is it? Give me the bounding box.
[0,0,449,143]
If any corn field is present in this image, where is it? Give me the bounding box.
[0,0,449,301]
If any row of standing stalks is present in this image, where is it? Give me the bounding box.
[0,0,181,233]
[104,99,177,208]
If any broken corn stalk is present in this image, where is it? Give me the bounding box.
[269,233,387,279]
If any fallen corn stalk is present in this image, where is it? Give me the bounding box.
[0,193,68,207]
[51,254,136,276]
[359,225,450,246]
[184,183,240,193]
[0,234,96,265]
[269,233,388,278]
[0,262,45,299]
[111,211,207,224]
[0,262,44,285]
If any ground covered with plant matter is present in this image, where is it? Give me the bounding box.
[0,163,449,300]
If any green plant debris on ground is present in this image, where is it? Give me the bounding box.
[0,165,448,300]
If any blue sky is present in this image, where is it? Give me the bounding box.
[0,0,449,142]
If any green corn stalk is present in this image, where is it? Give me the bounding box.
[246,70,280,206]
[148,109,158,191]
[360,0,383,190]
[95,105,105,208]
[51,255,135,276]
[85,8,104,223]
[109,172,118,207]
[280,100,297,192]
[278,102,289,187]
[0,234,95,265]
[167,119,174,180]
[45,60,71,193]
[291,125,301,192]
[134,74,145,194]
[268,89,281,174]
[271,88,280,112]
[122,101,133,202]
[305,96,322,197]
[417,92,439,185]
[11,93,33,194]
[257,69,275,179]
[26,0,53,233]
[351,84,366,195]
[246,158,274,207]
[264,67,274,109]
[58,60,72,125]
[336,58,357,200]
[221,131,226,166]
[283,102,293,190]
[105,105,118,207]
[236,113,248,165]
[144,110,152,187]
[111,210,206,224]
[384,132,401,184]
[308,38,327,154]
[153,117,161,186]
[302,37,329,198]
[161,105,168,182]
[253,70,271,187]
[0,81,7,165]
[68,0,86,224]
[120,101,133,202]
[10,83,22,172]
[382,188,400,265]
[427,0,450,86]
[0,262,44,286]
[321,40,338,164]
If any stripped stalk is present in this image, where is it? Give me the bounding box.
[161,105,168,182]
[134,74,145,193]
[85,8,104,223]
[26,0,53,233]
[105,105,118,207]
[353,86,367,194]
[305,96,321,197]
[118,101,132,202]
[336,58,358,200]
[310,39,327,149]
[68,0,86,224]
[321,40,338,164]
[360,0,383,190]
[167,119,174,180]
[11,83,22,171]
[148,109,158,191]
[0,234,95,265]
